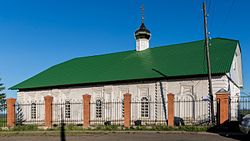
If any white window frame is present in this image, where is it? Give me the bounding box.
[96,99,102,118]
[31,103,36,119]
[65,101,71,119]
[141,97,149,118]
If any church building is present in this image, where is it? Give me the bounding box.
[11,11,243,126]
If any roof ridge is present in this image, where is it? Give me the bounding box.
[213,37,239,42]
[72,37,238,60]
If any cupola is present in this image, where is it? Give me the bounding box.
[134,5,151,51]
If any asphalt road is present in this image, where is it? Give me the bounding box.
[0,133,249,141]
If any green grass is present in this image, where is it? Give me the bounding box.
[0,117,6,127]
[0,124,213,132]
[11,124,38,131]
[239,110,250,116]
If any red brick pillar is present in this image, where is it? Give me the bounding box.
[83,94,91,128]
[124,93,131,128]
[167,93,174,127]
[44,96,53,128]
[216,92,229,125]
[6,98,16,127]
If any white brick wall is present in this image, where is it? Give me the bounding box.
[17,75,241,124]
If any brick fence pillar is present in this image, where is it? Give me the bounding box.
[44,95,53,128]
[6,98,16,127]
[167,93,174,127]
[83,94,91,128]
[124,93,131,128]
[216,90,230,125]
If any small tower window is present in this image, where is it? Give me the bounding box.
[96,100,102,118]
[31,103,36,119]
[65,101,71,119]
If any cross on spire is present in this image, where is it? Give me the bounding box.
[141,4,144,24]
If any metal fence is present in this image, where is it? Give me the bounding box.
[89,100,169,126]
[131,101,168,125]
[52,100,83,126]
[0,104,7,127]
[15,102,45,125]
[174,98,216,125]
[12,99,215,127]
[90,101,124,125]
[230,96,250,121]
[8,96,249,127]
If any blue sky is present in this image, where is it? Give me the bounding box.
[0,0,249,98]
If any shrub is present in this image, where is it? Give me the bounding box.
[178,125,211,132]
[12,124,38,131]
[65,124,83,130]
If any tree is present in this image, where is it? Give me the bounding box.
[0,79,6,111]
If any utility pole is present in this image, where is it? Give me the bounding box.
[203,2,215,124]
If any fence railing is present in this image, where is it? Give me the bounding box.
[89,101,169,126]
[4,93,246,128]
[0,104,7,127]
[52,101,83,125]
[90,101,123,125]
[15,102,45,125]
[131,101,168,125]
[174,99,216,125]
[9,99,217,127]
[230,96,250,121]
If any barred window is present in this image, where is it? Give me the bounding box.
[65,101,71,119]
[96,100,102,118]
[141,97,149,118]
[31,103,36,119]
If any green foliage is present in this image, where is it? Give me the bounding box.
[240,110,250,117]
[0,117,6,127]
[177,125,212,132]
[0,79,6,112]
[92,125,120,131]
[129,125,211,132]
[102,125,119,131]
[65,124,83,130]
[12,124,38,131]
[1,124,213,132]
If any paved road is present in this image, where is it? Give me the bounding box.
[0,132,249,141]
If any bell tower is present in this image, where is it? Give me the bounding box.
[135,4,151,51]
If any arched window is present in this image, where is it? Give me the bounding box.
[31,103,36,119]
[65,101,71,119]
[96,100,102,118]
[141,97,149,118]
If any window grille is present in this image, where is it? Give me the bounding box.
[96,100,102,118]
[31,103,36,119]
[65,101,71,119]
[141,97,149,118]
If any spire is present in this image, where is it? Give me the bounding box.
[135,4,151,40]
[141,4,144,24]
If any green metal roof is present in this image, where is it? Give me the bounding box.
[11,38,239,90]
